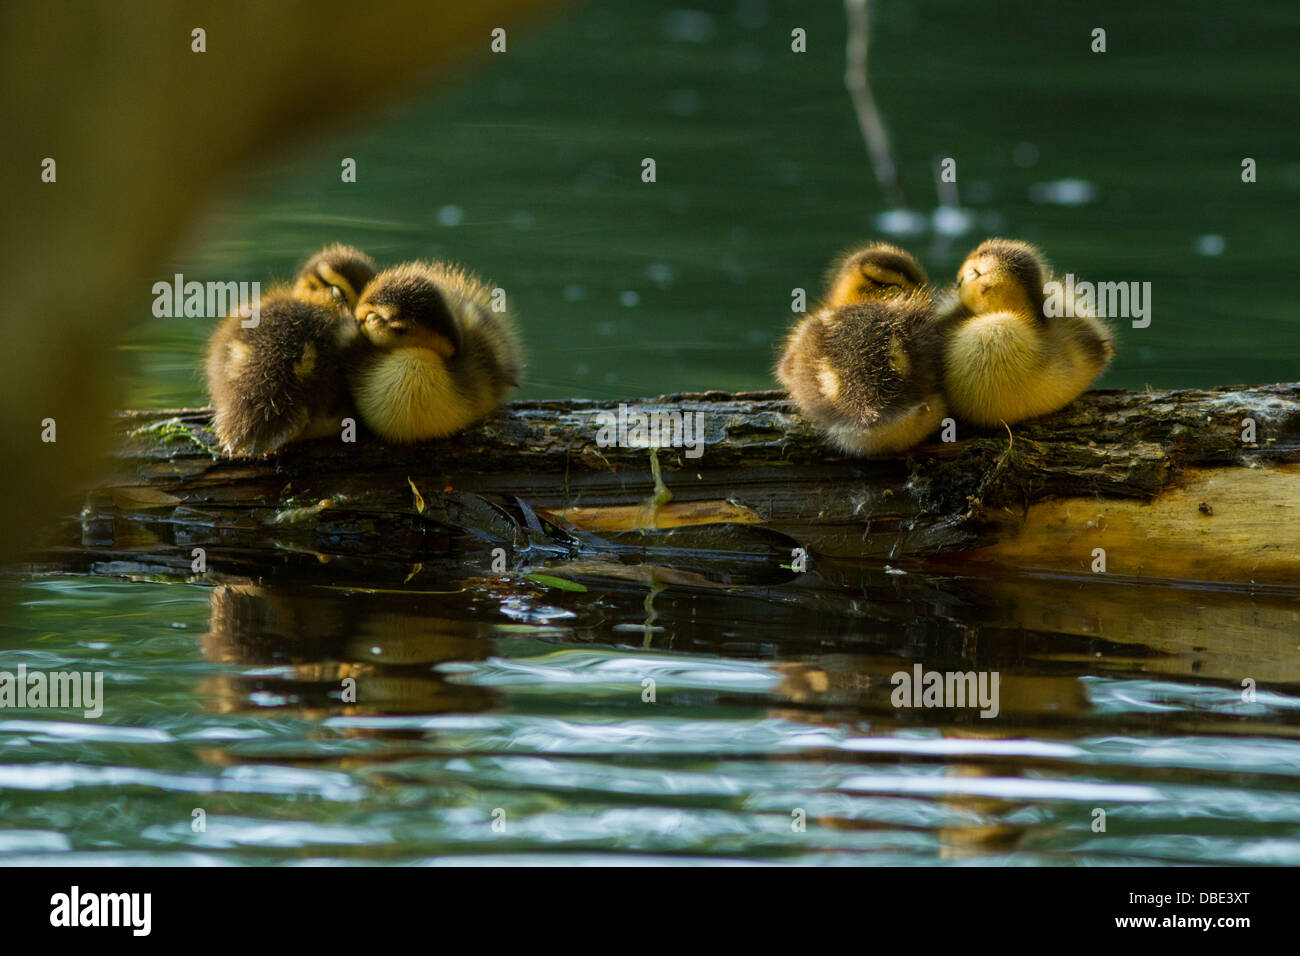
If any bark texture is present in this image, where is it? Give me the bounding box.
[34,383,1300,587]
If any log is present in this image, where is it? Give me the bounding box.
[30,382,1300,592]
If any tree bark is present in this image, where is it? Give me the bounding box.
[36,383,1300,588]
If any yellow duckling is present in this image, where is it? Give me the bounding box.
[291,243,379,311]
[348,262,523,442]
[822,241,931,309]
[204,244,376,456]
[777,244,951,456]
[943,239,1115,427]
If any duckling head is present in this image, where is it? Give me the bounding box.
[293,244,378,310]
[825,242,928,308]
[956,239,1048,318]
[354,266,463,361]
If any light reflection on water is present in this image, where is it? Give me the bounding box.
[2,570,1298,866]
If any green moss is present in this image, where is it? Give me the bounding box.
[641,446,674,524]
[132,418,220,457]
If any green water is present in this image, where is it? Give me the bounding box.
[123,0,1300,407]
[6,0,1300,864]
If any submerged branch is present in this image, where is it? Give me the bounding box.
[844,0,909,208]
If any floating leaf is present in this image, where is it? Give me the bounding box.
[110,486,183,510]
[524,573,588,592]
[558,498,760,532]
[539,561,737,590]
[407,476,425,514]
[311,584,465,595]
[269,499,331,525]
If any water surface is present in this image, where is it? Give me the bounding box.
[4,566,1299,864]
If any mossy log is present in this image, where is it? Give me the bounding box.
[34,382,1300,590]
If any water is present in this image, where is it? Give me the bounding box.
[6,0,1300,864]
[122,0,1300,407]
[4,569,1299,864]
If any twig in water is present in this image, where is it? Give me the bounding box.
[844,0,908,208]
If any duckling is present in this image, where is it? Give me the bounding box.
[822,241,930,309]
[348,261,522,442]
[778,245,951,457]
[291,243,377,311]
[204,244,377,456]
[942,239,1115,427]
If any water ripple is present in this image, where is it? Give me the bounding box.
[0,762,364,799]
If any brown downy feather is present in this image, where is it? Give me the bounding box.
[778,289,953,456]
[205,290,358,456]
[204,245,377,457]
[779,244,951,456]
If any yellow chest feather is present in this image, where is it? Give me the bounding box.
[944,313,1100,426]
[350,348,494,442]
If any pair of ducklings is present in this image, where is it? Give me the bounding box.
[205,245,522,456]
[777,239,1116,456]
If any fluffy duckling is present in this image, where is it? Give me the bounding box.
[348,262,522,442]
[778,245,951,457]
[291,243,377,311]
[204,244,377,456]
[943,239,1115,427]
[822,241,930,309]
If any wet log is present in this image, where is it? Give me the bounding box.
[31,383,1300,589]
